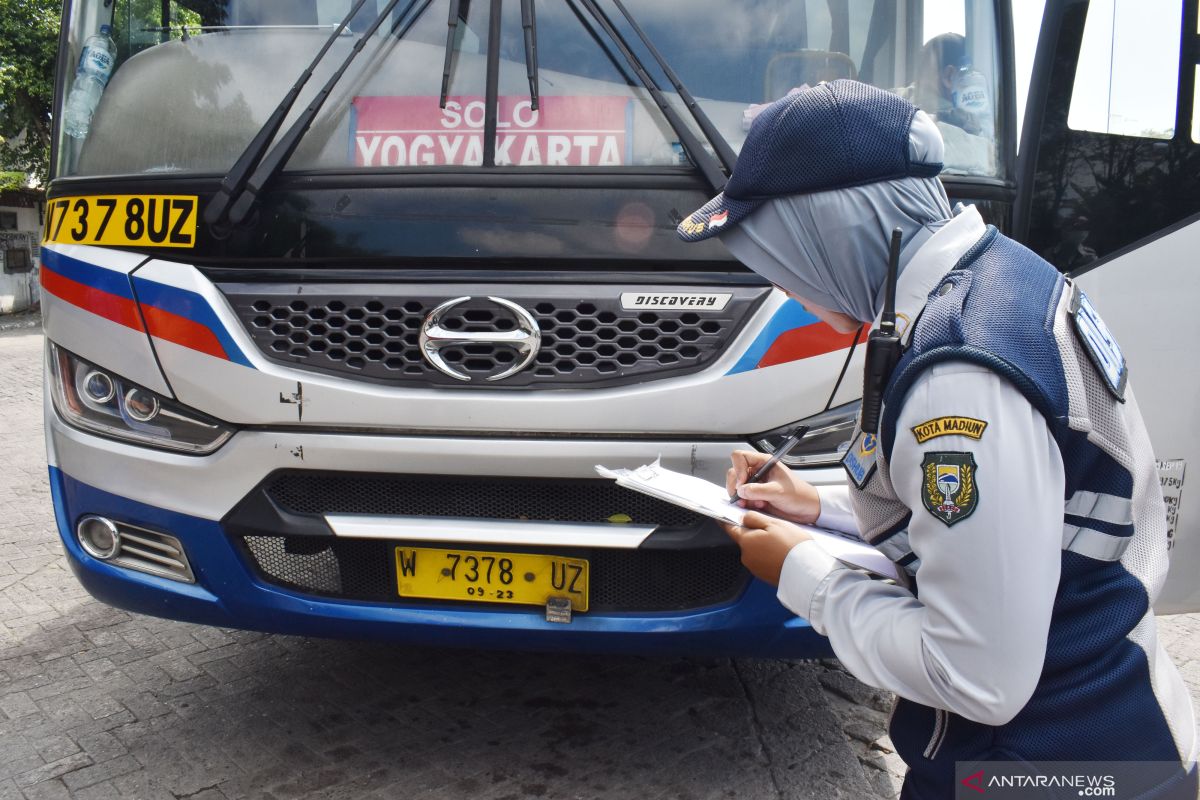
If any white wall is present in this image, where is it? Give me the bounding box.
[0,202,43,315]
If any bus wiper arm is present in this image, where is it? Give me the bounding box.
[204,0,371,232]
[224,0,434,228]
[440,0,537,111]
[521,0,539,110]
[438,0,470,108]
[609,0,735,173]
[575,0,727,192]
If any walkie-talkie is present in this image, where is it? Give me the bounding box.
[859,227,905,434]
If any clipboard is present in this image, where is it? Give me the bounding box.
[595,460,899,580]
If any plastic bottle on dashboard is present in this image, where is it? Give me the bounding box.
[950,67,994,137]
[62,24,116,140]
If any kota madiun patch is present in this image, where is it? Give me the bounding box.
[920,452,979,527]
[911,416,988,444]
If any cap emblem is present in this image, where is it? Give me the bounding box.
[679,214,707,237]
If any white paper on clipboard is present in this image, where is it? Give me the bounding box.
[595,460,898,580]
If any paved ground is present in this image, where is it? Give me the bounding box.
[1,324,1197,800]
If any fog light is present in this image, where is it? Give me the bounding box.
[77,515,120,560]
[123,388,160,422]
[82,370,116,403]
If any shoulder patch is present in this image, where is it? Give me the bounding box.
[842,431,878,489]
[920,452,979,527]
[911,416,988,444]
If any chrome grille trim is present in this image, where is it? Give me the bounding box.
[111,524,195,583]
[220,283,768,388]
[325,515,656,548]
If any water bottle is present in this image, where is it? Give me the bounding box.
[950,68,994,136]
[63,24,116,140]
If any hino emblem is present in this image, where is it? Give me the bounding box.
[419,296,541,382]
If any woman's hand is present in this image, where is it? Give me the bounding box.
[719,511,813,587]
[725,449,822,524]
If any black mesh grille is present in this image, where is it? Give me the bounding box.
[220,285,767,388]
[243,535,393,598]
[265,472,704,528]
[238,535,748,612]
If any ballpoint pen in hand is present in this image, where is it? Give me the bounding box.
[729,426,811,503]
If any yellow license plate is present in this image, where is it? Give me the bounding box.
[43,195,198,248]
[395,547,589,612]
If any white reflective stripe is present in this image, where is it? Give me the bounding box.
[1064,490,1133,526]
[1061,524,1131,561]
[923,708,948,759]
[875,530,913,562]
[325,515,656,549]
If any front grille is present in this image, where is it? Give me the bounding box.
[237,535,748,612]
[220,284,767,388]
[265,472,704,528]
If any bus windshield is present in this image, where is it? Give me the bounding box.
[56,0,1004,180]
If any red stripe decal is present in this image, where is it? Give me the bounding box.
[141,304,230,361]
[757,323,867,368]
[40,265,145,332]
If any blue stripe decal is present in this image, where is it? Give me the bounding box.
[132,278,254,368]
[725,299,819,376]
[40,247,136,300]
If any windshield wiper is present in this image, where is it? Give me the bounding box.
[609,0,736,173]
[521,0,539,110]
[438,0,470,108]
[575,0,727,192]
[565,0,636,89]
[440,0,538,111]
[222,0,434,228]
[204,0,371,233]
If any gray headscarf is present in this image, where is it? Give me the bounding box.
[719,110,954,323]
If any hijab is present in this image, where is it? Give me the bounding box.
[718,110,954,323]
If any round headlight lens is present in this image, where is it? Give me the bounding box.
[123,388,161,422]
[82,370,116,403]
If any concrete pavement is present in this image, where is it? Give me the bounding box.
[2,324,1197,799]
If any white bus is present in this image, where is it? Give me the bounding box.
[39,0,1198,656]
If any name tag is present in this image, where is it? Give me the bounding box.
[1070,288,1127,401]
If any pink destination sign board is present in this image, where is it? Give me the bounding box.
[352,95,632,167]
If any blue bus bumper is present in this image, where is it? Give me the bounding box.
[50,467,833,658]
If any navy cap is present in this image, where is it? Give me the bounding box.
[677,80,943,242]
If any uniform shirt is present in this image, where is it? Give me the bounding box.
[776,206,1065,726]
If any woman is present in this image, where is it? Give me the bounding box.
[677,80,1197,799]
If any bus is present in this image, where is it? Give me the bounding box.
[39,0,1198,657]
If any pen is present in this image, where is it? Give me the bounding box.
[729,426,811,503]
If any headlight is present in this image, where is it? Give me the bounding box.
[48,343,234,454]
[750,401,859,467]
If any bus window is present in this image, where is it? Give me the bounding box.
[1194,64,1200,142]
[55,0,1009,179]
[1067,0,1181,139]
[1017,0,1199,271]
[901,0,1001,177]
